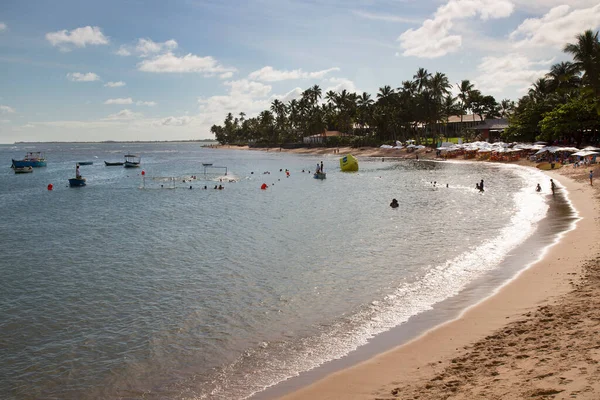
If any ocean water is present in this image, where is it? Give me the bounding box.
[0,143,569,399]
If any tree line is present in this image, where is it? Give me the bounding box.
[211,70,509,146]
[503,30,600,146]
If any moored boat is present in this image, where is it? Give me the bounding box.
[104,161,124,166]
[68,177,86,187]
[314,172,326,179]
[124,154,141,168]
[14,166,33,174]
[12,152,47,168]
[77,161,93,165]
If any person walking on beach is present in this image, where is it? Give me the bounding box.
[590,170,594,186]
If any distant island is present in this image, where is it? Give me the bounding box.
[13,139,217,144]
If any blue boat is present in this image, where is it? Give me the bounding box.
[314,172,326,179]
[68,177,86,187]
[12,152,47,168]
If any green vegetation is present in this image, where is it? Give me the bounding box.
[503,30,600,146]
[211,70,505,147]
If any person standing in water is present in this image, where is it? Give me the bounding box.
[320,161,324,173]
[479,179,484,192]
[550,179,556,195]
[536,183,541,192]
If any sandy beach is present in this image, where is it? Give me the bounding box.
[217,145,600,399]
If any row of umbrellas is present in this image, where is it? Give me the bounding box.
[435,141,600,156]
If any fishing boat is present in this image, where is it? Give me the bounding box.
[314,172,326,179]
[77,161,93,165]
[104,161,124,166]
[68,177,86,187]
[124,154,141,168]
[12,152,47,168]
[340,154,358,172]
[14,166,33,174]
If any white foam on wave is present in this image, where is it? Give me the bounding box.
[200,164,555,400]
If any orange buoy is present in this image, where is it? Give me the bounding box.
[47,183,53,191]
[261,183,268,190]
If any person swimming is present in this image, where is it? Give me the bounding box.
[390,198,399,208]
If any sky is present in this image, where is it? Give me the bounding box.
[1,0,600,143]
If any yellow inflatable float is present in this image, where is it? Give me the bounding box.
[340,154,359,172]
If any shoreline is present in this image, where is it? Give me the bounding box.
[214,144,600,399]
[268,163,600,399]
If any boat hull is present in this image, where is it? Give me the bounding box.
[314,172,326,179]
[104,161,124,166]
[68,177,87,187]
[78,161,93,165]
[14,167,33,174]
[124,161,140,168]
[12,159,47,168]
[340,154,358,172]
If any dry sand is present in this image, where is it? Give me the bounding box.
[217,144,600,399]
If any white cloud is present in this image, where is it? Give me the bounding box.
[160,116,193,126]
[104,81,126,88]
[511,0,599,13]
[105,109,142,120]
[277,87,303,103]
[352,10,420,24]
[398,0,514,58]
[46,26,109,51]
[325,77,359,94]
[474,53,550,93]
[104,98,133,105]
[136,38,178,57]
[136,101,157,106]
[67,72,100,82]
[219,72,234,79]
[248,66,340,82]
[0,105,16,114]
[137,52,236,75]
[510,4,600,49]
[0,22,7,32]
[115,46,131,56]
[224,79,272,97]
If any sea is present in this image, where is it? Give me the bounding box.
[0,142,577,400]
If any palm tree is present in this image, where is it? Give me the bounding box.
[546,61,581,94]
[413,68,431,93]
[499,99,515,118]
[564,29,600,97]
[457,80,474,126]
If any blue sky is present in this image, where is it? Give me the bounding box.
[1,0,599,143]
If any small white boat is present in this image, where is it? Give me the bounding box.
[14,166,34,174]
